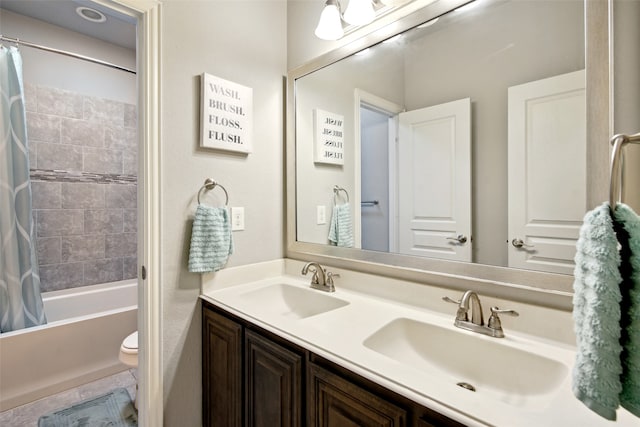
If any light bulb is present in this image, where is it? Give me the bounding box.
[343,0,375,26]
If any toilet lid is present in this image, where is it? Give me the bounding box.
[122,331,138,351]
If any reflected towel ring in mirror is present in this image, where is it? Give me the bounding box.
[197,178,229,206]
[333,185,349,204]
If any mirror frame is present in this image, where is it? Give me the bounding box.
[286,0,612,311]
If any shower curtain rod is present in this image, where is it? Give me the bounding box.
[0,35,136,74]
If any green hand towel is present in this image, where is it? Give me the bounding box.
[572,203,623,420]
[188,205,233,273]
[328,203,353,247]
[613,203,640,417]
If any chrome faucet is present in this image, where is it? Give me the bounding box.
[443,291,519,338]
[301,262,338,292]
[459,290,484,326]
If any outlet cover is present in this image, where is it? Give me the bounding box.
[317,205,326,225]
[231,207,245,231]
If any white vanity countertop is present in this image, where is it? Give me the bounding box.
[200,261,637,426]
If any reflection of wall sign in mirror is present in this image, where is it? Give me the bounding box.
[314,109,344,165]
[200,73,252,153]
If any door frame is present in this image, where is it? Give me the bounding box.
[93,1,162,426]
[353,89,404,250]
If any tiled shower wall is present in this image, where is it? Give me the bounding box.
[24,83,138,292]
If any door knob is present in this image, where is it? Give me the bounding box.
[511,238,534,249]
[446,234,468,244]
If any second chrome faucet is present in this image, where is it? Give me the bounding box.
[443,290,519,338]
[301,262,338,293]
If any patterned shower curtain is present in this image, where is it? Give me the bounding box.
[0,46,46,332]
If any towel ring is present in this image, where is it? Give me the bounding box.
[333,185,349,205]
[197,178,229,206]
[609,133,640,211]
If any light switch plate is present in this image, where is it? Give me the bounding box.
[231,207,245,231]
[317,205,326,225]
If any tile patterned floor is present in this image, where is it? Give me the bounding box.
[0,369,137,427]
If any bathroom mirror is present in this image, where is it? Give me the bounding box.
[287,0,611,308]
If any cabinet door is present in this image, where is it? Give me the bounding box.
[202,308,242,427]
[308,363,406,427]
[245,330,302,427]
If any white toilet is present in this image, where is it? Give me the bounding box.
[119,331,138,408]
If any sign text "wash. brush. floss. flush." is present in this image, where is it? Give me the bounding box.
[314,109,344,165]
[200,73,253,153]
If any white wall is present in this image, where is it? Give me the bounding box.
[160,1,287,425]
[0,10,136,104]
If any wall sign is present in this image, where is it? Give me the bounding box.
[200,73,252,153]
[314,109,344,165]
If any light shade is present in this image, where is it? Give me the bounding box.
[378,0,409,5]
[343,0,375,26]
[315,0,344,40]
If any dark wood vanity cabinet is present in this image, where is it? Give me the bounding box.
[202,307,243,427]
[245,330,303,427]
[307,362,406,426]
[203,302,303,427]
[202,300,466,427]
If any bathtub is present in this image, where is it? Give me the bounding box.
[0,279,137,411]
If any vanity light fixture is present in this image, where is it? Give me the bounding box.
[379,0,409,4]
[315,0,345,40]
[315,0,388,41]
[314,0,415,41]
[343,0,376,26]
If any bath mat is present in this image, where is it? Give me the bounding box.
[38,387,137,427]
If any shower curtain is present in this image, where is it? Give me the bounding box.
[0,45,46,332]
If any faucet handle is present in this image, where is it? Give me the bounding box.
[490,306,519,317]
[326,272,340,286]
[443,296,468,322]
[487,306,519,331]
[324,271,339,292]
[442,296,461,304]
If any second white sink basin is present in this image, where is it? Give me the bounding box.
[238,283,349,320]
[363,317,568,408]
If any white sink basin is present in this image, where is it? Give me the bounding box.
[363,317,568,408]
[238,283,349,319]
